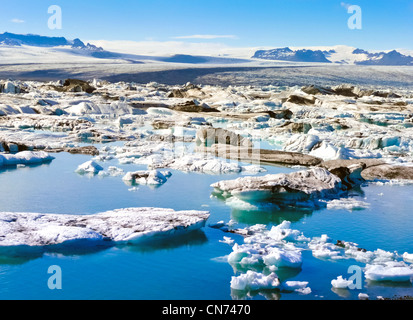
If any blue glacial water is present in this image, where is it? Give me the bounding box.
[0,144,412,300]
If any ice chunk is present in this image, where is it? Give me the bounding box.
[0,151,54,167]
[230,271,280,291]
[365,262,413,282]
[219,237,235,245]
[211,168,343,208]
[122,170,172,185]
[146,107,175,116]
[309,141,351,161]
[156,154,243,174]
[262,248,303,268]
[358,293,369,300]
[331,276,354,289]
[0,207,210,247]
[403,252,413,263]
[241,165,267,174]
[283,134,320,153]
[282,281,309,291]
[326,198,370,211]
[75,160,104,174]
[227,221,307,271]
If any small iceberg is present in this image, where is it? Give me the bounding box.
[75,160,104,175]
[122,170,172,186]
[331,276,354,289]
[211,168,343,209]
[0,151,54,167]
[365,262,413,283]
[326,198,370,211]
[230,271,280,291]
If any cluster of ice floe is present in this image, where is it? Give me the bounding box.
[1,79,413,184]
[0,79,412,165]
[222,220,413,296]
[1,78,413,300]
[94,140,267,175]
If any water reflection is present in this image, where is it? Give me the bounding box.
[230,207,313,226]
[231,288,281,300]
[0,161,53,174]
[118,229,208,253]
[0,230,208,265]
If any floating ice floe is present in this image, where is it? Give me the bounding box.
[364,262,413,282]
[403,252,413,263]
[230,271,280,291]
[309,141,353,161]
[325,198,370,211]
[281,281,311,295]
[0,207,210,247]
[111,140,266,175]
[75,160,104,175]
[283,134,320,153]
[219,236,235,245]
[122,170,172,186]
[0,151,54,167]
[211,168,343,209]
[97,166,125,177]
[331,276,354,289]
[227,221,307,269]
[222,219,412,292]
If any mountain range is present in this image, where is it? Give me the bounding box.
[1,32,413,66]
[252,46,413,66]
[0,32,103,51]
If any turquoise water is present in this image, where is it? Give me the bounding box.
[0,146,412,300]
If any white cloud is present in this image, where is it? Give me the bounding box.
[340,2,352,10]
[171,34,238,40]
[11,18,25,23]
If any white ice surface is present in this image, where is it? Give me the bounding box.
[0,207,210,247]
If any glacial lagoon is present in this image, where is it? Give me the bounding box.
[0,147,412,300]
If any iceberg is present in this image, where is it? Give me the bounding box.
[326,198,370,211]
[75,160,104,174]
[365,262,413,282]
[122,170,172,186]
[227,222,306,270]
[211,168,343,208]
[262,248,303,269]
[0,151,54,167]
[0,207,210,247]
[230,271,280,291]
[331,276,354,289]
[403,252,413,263]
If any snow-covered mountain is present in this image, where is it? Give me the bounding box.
[1,32,413,67]
[0,32,253,65]
[0,32,103,52]
[252,45,413,66]
[252,47,332,63]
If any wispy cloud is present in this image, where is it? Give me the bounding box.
[340,2,352,10]
[172,34,238,40]
[11,18,25,24]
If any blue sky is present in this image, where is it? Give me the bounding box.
[0,0,412,50]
